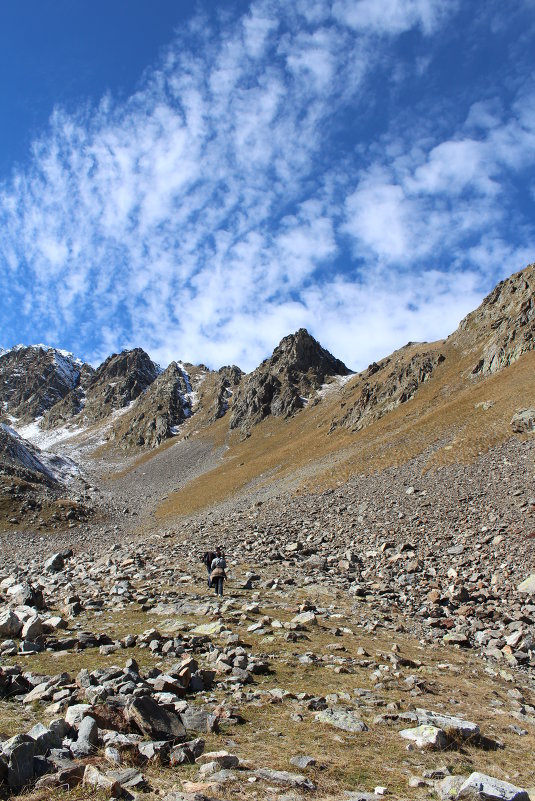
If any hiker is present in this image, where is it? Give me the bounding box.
[210,547,227,597]
[201,549,217,588]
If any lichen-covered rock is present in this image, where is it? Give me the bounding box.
[399,724,449,750]
[315,708,368,733]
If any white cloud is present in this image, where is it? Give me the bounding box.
[0,0,532,373]
[343,181,408,260]
[332,0,454,36]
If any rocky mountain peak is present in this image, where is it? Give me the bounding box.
[269,328,349,375]
[107,361,193,449]
[0,345,87,424]
[230,329,352,434]
[80,348,159,423]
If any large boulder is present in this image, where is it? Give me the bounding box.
[125,696,186,741]
[458,772,529,801]
[511,409,535,433]
[0,610,22,638]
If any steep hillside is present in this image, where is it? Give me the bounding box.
[451,263,535,375]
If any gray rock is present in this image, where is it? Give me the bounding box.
[254,767,316,790]
[70,715,98,757]
[436,775,467,800]
[21,614,44,640]
[44,553,65,572]
[169,738,205,766]
[290,755,316,769]
[205,768,237,783]
[83,764,121,794]
[0,610,23,638]
[196,750,239,769]
[517,574,535,594]
[511,409,535,433]
[415,709,480,739]
[315,707,368,732]
[64,703,92,727]
[400,725,449,750]
[27,723,62,755]
[126,695,186,741]
[107,767,148,791]
[138,739,171,762]
[180,705,218,733]
[458,772,530,801]
[7,739,36,789]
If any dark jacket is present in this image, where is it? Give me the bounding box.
[202,551,216,567]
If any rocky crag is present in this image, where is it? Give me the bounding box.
[0,346,88,425]
[452,264,535,376]
[230,328,352,435]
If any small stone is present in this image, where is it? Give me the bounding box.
[83,764,121,795]
[290,755,316,769]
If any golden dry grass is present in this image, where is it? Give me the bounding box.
[154,345,535,519]
[2,576,534,800]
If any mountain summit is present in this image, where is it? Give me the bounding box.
[230,328,352,435]
[0,345,86,424]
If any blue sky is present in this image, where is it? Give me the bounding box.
[0,0,534,372]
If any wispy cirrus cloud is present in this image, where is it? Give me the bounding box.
[0,0,533,372]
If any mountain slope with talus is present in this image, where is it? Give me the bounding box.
[0,262,534,532]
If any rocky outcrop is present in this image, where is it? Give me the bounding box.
[452,263,535,376]
[76,349,159,423]
[109,362,193,449]
[209,366,243,423]
[0,346,89,424]
[335,348,445,432]
[41,364,95,430]
[511,409,535,434]
[230,329,351,434]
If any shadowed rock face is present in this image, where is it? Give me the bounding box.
[209,365,244,423]
[41,364,95,430]
[81,349,159,422]
[0,425,57,486]
[230,329,352,435]
[453,262,535,376]
[109,362,192,449]
[0,346,90,425]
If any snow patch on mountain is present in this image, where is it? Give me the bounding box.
[17,418,84,450]
[0,343,84,389]
[0,422,80,483]
[177,362,204,416]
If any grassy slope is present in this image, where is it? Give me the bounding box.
[154,342,535,520]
